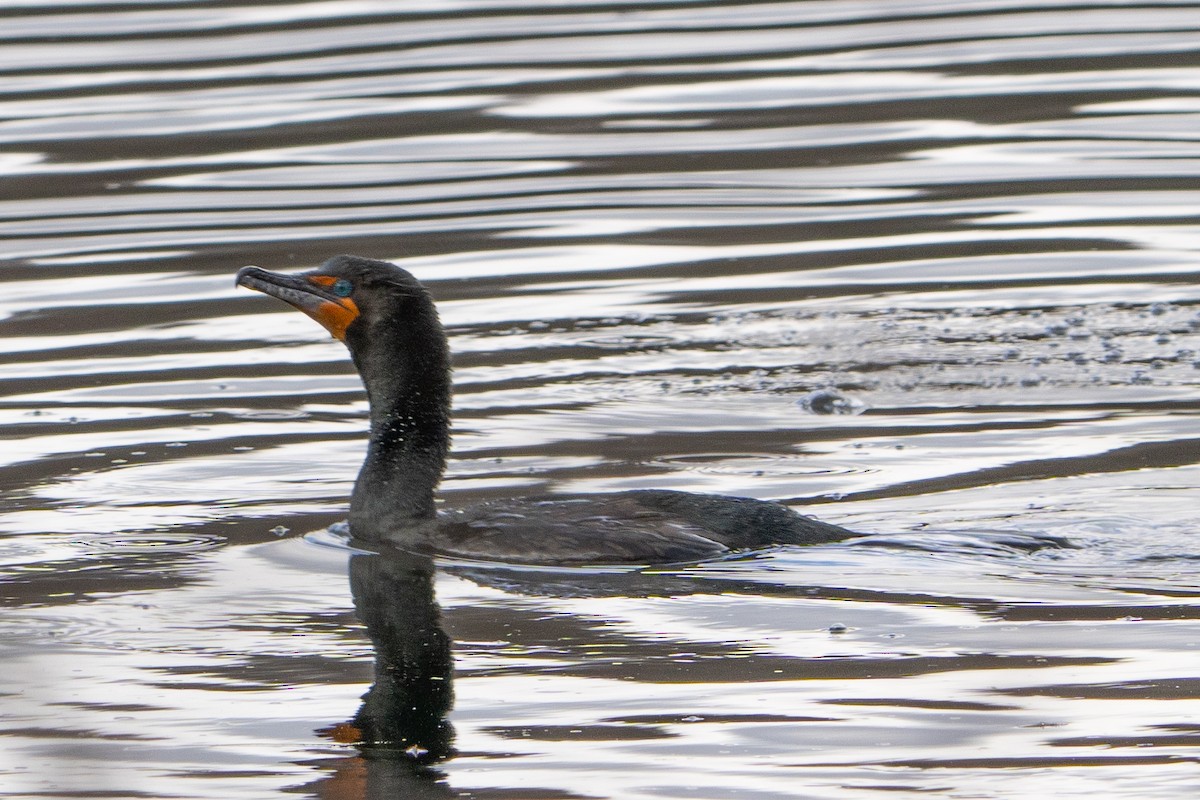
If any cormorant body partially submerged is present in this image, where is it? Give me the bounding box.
[236,255,856,565]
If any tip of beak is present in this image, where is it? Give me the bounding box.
[235,265,261,288]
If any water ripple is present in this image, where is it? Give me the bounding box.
[3,1,1200,797]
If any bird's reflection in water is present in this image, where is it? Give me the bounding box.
[310,546,457,798]
[309,530,752,799]
[348,548,454,762]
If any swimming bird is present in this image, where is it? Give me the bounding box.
[236,255,856,565]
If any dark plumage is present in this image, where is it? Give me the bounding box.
[237,255,856,565]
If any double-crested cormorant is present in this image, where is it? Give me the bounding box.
[236,255,856,564]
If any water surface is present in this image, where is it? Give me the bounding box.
[3,1,1200,798]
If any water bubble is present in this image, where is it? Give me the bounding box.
[797,389,866,416]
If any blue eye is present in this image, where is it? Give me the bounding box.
[331,278,353,298]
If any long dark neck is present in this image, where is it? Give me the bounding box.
[348,301,451,528]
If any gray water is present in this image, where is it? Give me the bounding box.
[3,1,1200,797]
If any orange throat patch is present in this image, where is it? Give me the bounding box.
[310,298,359,341]
[304,275,359,341]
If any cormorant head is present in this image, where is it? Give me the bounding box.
[236,255,438,354]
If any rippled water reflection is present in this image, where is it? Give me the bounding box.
[3,1,1200,797]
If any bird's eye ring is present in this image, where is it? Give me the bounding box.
[331,278,354,298]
